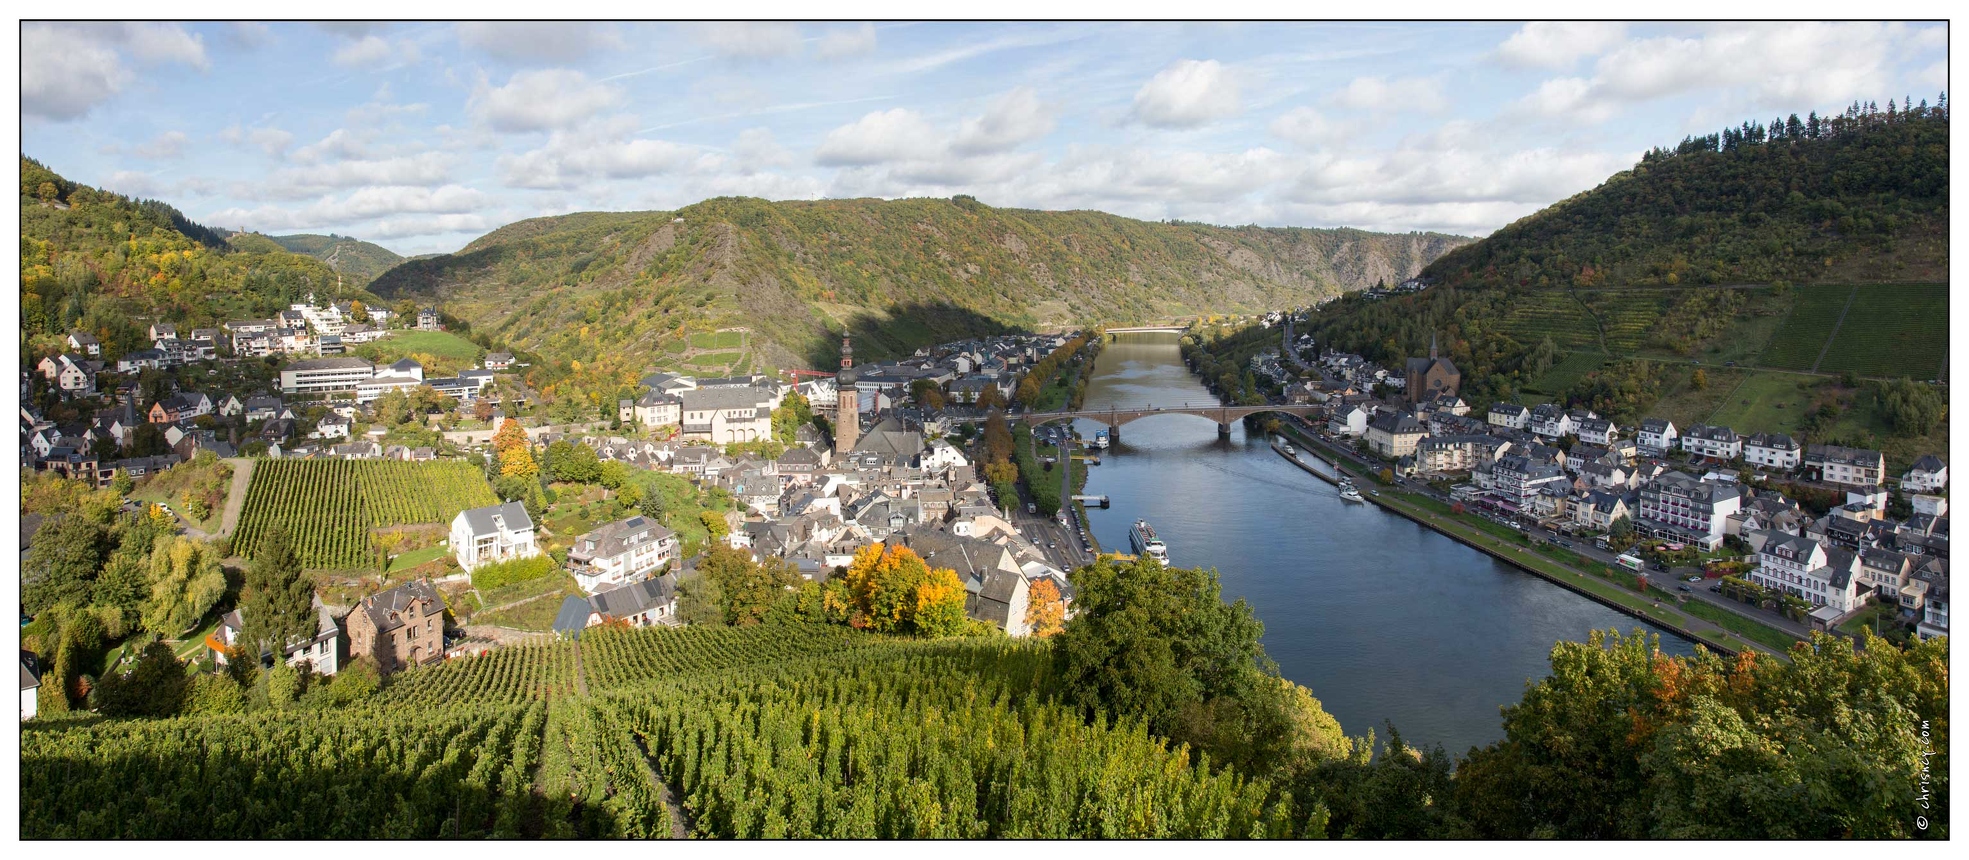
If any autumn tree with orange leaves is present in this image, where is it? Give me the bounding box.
[832,543,967,637]
[1024,577,1065,637]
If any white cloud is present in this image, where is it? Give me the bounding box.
[332,35,419,69]
[1516,22,1929,124]
[498,118,699,189]
[953,87,1056,155]
[133,131,189,160]
[1130,59,1241,128]
[101,170,163,198]
[816,23,878,59]
[698,22,804,59]
[470,69,623,133]
[260,153,457,198]
[21,23,207,121]
[226,23,272,50]
[251,127,295,157]
[1495,22,1627,69]
[1268,107,1344,149]
[204,184,490,234]
[293,129,371,163]
[366,213,494,241]
[729,127,793,172]
[1328,76,1446,114]
[815,109,944,166]
[455,22,624,63]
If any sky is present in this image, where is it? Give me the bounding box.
[19,20,1950,255]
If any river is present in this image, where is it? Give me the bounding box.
[1071,333,1696,754]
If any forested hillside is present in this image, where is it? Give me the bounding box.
[1422,97,1949,288]
[1300,99,1950,463]
[368,196,1468,384]
[19,158,382,358]
[264,233,405,288]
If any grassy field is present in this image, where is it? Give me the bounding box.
[1816,284,1949,379]
[1522,351,1608,397]
[386,543,451,572]
[1680,599,1802,651]
[471,588,572,631]
[372,330,482,360]
[1704,371,1822,433]
[688,331,744,350]
[685,350,743,367]
[1759,284,1853,370]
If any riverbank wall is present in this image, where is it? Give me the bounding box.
[1270,424,1745,658]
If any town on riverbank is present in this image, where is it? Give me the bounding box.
[1177,311,1948,657]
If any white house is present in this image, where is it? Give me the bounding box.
[1748,531,1864,614]
[451,501,541,573]
[1327,404,1370,437]
[1574,416,1618,447]
[280,357,375,394]
[1743,433,1802,471]
[678,387,773,445]
[1636,418,1679,457]
[634,389,682,427]
[1806,444,1886,488]
[1529,404,1574,440]
[355,358,425,403]
[920,439,970,472]
[1903,455,1948,493]
[66,332,101,357]
[20,657,39,721]
[1681,424,1742,461]
[212,598,343,676]
[567,515,678,594]
[1487,402,1530,431]
[1635,471,1742,550]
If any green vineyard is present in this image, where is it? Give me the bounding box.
[1815,284,1949,379]
[21,623,1297,839]
[1758,283,1853,370]
[231,459,500,569]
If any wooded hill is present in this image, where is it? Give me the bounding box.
[367,196,1469,380]
[19,157,383,358]
[1300,99,1949,464]
[264,233,406,288]
[1421,97,1948,288]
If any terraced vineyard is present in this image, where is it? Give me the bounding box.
[1580,292,1671,353]
[1816,284,1949,379]
[1759,284,1853,370]
[22,621,1304,839]
[1496,291,1602,350]
[231,459,499,568]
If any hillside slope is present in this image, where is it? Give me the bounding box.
[369,197,1469,374]
[265,233,406,288]
[20,158,375,357]
[1422,100,1948,288]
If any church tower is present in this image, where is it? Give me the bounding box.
[834,332,859,455]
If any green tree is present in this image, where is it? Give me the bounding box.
[675,569,727,627]
[698,544,800,626]
[184,672,247,715]
[91,641,190,719]
[698,510,729,540]
[141,535,226,636]
[239,528,316,661]
[23,514,108,615]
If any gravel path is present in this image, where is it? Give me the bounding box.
[216,457,255,539]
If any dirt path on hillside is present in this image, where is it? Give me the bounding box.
[216,457,254,539]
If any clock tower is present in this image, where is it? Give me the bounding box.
[834,333,858,455]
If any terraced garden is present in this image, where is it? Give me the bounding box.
[1816,284,1949,379]
[232,459,499,569]
[1496,292,1602,350]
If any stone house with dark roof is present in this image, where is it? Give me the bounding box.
[345,579,446,674]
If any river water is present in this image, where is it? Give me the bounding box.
[1072,333,1696,754]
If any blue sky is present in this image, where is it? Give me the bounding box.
[21,21,1949,254]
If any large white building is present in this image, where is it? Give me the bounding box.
[679,387,774,445]
[1743,433,1802,471]
[280,357,376,394]
[451,501,541,573]
[1806,444,1886,488]
[1747,531,1864,613]
[567,515,678,594]
[1680,424,1742,461]
[355,358,425,403]
[1635,418,1678,457]
[1903,455,1948,494]
[1635,471,1742,550]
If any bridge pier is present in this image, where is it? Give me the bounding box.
[1217,422,1231,438]
[1107,424,1120,446]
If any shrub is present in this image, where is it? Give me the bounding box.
[468,554,558,591]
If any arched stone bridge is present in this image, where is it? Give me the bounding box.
[1007,402,1321,441]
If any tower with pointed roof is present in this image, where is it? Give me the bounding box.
[835,332,859,455]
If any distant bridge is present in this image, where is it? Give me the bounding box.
[1104,324,1191,336]
[1007,402,1321,441]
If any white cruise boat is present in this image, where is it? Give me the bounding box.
[1337,479,1365,502]
[1129,519,1169,563]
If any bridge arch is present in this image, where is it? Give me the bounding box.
[1008,403,1320,442]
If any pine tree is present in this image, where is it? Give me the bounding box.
[240,527,316,660]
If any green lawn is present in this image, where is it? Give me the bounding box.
[688,331,744,350]
[1704,371,1822,434]
[1816,284,1949,379]
[1759,284,1853,370]
[685,351,744,368]
[1681,599,1802,651]
[372,330,482,360]
[387,543,450,573]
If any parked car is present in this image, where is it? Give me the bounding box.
[1685,575,1703,583]
[1677,585,1692,593]
[1554,539,1573,548]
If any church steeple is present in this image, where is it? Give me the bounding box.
[835,331,859,456]
[1430,330,1438,360]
